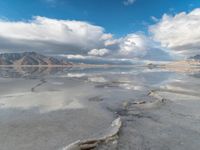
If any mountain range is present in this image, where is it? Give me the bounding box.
[190,55,200,60]
[0,52,199,66]
[0,52,72,66]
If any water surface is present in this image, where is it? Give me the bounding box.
[0,66,200,150]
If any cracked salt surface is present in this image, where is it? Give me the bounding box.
[0,66,199,150]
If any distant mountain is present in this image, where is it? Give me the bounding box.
[190,55,200,60]
[0,52,72,66]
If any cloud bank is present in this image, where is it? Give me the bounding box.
[0,16,168,61]
[150,8,200,57]
[1,7,200,62]
[0,16,112,54]
[0,13,188,62]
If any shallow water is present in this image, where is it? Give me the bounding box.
[0,66,199,150]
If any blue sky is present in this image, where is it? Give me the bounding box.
[0,0,199,36]
[0,0,200,62]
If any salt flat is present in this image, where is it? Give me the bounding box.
[0,66,199,150]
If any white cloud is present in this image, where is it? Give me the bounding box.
[118,34,151,57]
[60,54,140,65]
[116,33,172,61]
[60,54,88,59]
[149,8,200,57]
[88,48,110,56]
[104,39,119,47]
[0,16,112,53]
[151,16,159,22]
[0,15,173,61]
[123,0,136,6]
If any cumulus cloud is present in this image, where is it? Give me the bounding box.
[118,34,151,57]
[60,54,139,65]
[71,32,171,61]
[149,8,200,57]
[60,54,88,59]
[0,16,112,53]
[123,0,136,6]
[116,33,172,61]
[88,48,110,56]
[0,15,173,61]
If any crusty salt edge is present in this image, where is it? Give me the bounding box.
[127,90,168,109]
[62,117,122,150]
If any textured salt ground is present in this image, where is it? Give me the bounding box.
[63,118,122,150]
[0,67,200,150]
[0,109,114,150]
[90,74,200,150]
[0,75,148,150]
[115,80,200,150]
[0,72,152,150]
[0,77,117,150]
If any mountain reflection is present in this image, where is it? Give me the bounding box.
[0,67,71,79]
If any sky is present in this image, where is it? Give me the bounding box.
[0,0,200,63]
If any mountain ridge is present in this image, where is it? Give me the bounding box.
[189,55,200,60]
[0,52,72,66]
